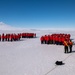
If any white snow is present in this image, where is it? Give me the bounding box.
[0,28,75,75]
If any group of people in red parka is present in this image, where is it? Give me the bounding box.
[40,33,70,45]
[0,33,36,42]
[21,33,36,38]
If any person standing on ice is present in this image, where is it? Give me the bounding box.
[40,36,44,44]
[0,35,1,41]
[63,39,69,53]
[68,40,73,53]
[2,33,4,41]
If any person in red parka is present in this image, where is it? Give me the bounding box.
[40,36,44,44]
[24,33,26,38]
[10,34,14,41]
[48,35,51,44]
[16,34,18,41]
[7,34,10,41]
[44,35,46,44]
[61,37,65,45]
[17,34,20,40]
[55,36,58,45]
[46,35,49,44]
[58,37,62,45]
[2,33,4,41]
[53,36,56,44]
[13,34,16,41]
[5,34,7,41]
[50,35,53,44]
[0,35,1,41]
[22,33,24,38]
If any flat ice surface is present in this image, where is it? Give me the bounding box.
[0,29,75,75]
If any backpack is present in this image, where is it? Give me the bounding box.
[55,61,64,65]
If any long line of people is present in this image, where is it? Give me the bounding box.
[0,33,36,42]
[40,33,70,45]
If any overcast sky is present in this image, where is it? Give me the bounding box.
[0,0,75,29]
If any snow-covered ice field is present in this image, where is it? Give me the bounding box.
[0,29,75,75]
